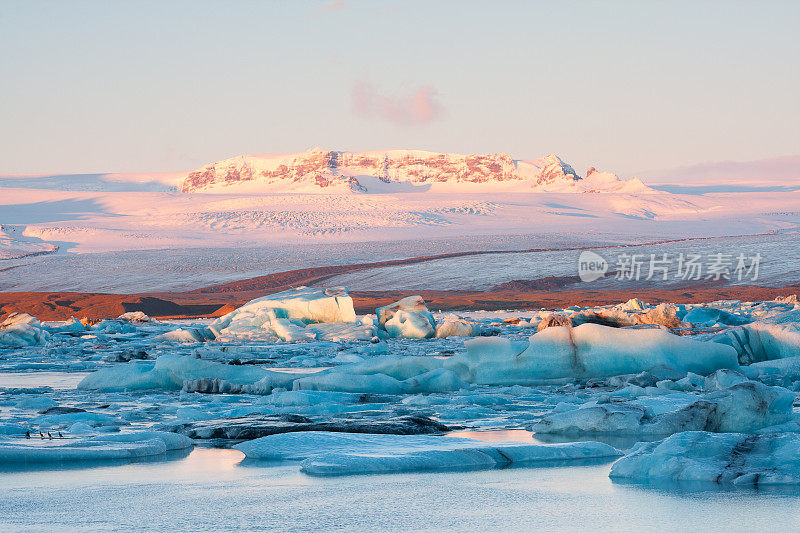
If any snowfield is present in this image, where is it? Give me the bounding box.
[2,148,799,292]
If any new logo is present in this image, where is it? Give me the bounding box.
[578,251,608,282]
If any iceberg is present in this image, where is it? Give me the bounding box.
[0,313,50,347]
[210,286,356,335]
[610,431,800,485]
[77,354,281,391]
[42,317,87,334]
[233,431,621,476]
[435,318,476,338]
[456,324,738,384]
[79,322,739,395]
[711,309,800,365]
[164,414,450,440]
[117,311,151,322]
[376,295,436,339]
[531,381,794,436]
[207,286,361,342]
[0,431,192,464]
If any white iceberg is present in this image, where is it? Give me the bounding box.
[208,286,359,342]
[435,318,476,338]
[234,431,621,476]
[117,311,151,322]
[610,431,800,485]
[456,324,738,384]
[376,296,436,339]
[0,313,50,347]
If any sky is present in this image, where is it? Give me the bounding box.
[1,0,798,177]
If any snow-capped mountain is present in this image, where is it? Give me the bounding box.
[181,148,651,194]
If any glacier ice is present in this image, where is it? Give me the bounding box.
[233,431,621,476]
[209,287,356,337]
[77,354,283,391]
[531,380,794,436]
[457,323,738,384]
[376,295,436,339]
[77,322,740,394]
[610,431,800,485]
[0,313,50,347]
[0,431,192,464]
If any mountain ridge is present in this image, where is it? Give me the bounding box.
[181,148,650,194]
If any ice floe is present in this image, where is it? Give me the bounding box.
[234,431,621,476]
[0,313,51,347]
[531,379,795,436]
[209,286,357,340]
[376,295,437,339]
[0,430,192,464]
[610,431,800,485]
[162,414,449,440]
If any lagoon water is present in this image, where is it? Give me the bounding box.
[1,447,799,532]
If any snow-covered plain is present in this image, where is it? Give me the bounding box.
[2,149,799,292]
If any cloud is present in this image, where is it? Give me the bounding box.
[352,82,444,126]
[313,0,346,16]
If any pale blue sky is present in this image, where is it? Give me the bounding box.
[1,0,798,176]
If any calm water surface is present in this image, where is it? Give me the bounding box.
[1,447,799,532]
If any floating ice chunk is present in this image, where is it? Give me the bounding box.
[747,309,800,360]
[610,431,800,485]
[683,306,751,327]
[637,303,684,328]
[702,368,750,391]
[616,298,648,312]
[159,327,212,343]
[34,411,121,429]
[305,321,377,342]
[68,422,96,435]
[92,320,136,334]
[401,368,469,393]
[0,313,50,347]
[259,390,366,407]
[0,423,28,435]
[294,372,405,394]
[532,381,794,435]
[745,355,800,382]
[117,311,151,322]
[435,318,475,338]
[234,431,621,476]
[78,355,276,391]
[355,341,388,356]
[43,317,87,333]
[0,431,192,464]
[376,296,436,339]
[167,414,448,440]
[14,396,57,410]
[536,314,573,331]
[210,286,357,341]
[713,308,800,364]
[458,324,738,384]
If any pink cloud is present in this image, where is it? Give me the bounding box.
[352,82,444,126]
[314,0,346,16]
